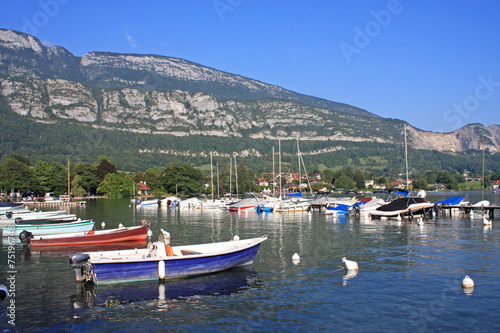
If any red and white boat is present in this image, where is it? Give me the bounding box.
[21,224,149,247]
[227,197,261,212]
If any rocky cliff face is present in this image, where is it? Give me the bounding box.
[407,124,500,153]
[0,76,398,142]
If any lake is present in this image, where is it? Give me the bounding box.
[1,191,500,332]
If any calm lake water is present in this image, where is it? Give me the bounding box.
[1,191,500,332]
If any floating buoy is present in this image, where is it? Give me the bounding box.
[158,260,165,279]
[147,229,153,237]
[233,235,240,241]
[118,223,124,228]
[292,253,300,260]
[462,275,474,288]
[101,222,106,229]
[483,217,492,225]
[342,257,359,271]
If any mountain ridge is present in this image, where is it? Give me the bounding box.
[0,28,499,174]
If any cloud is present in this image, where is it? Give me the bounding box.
[124,30,137,48]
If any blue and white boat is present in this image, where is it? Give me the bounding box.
[136,199,159,207]
[70,234,267,285]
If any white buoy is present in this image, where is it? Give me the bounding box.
[342,257,359,271]
[233,235,240,241]
[483,217,492,225]
[462,275,474,288]
[147,229,153,237]
[101,222,106,229]
[158,260,165,279]
[292,253,300,260]
[118,223,124,228]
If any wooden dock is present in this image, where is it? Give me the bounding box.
[24,201,87,208]
[436,204,500,219]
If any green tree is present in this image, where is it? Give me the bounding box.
[353,169,366,189]
[72,162,100,195]
[162,163,205,196]
[236,161,254,195]
[334,174,355,190]
[33,160,53,193]
[96,156,117,181]
[71,175,86,197]
[144,167,163,190]
[322,169,335,184]
[0,156,40,194]
[97,172,133,198]
[412,178,429,191]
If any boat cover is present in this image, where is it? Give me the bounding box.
[375,197,425,212]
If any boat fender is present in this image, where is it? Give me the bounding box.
[19,230,33,245]
[165,245,174,257]
[69,253,91,269]
[86,230,95,235]
[158,260,166,279]
[0,284,8,301]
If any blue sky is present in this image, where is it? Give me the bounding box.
[1,0,499,133]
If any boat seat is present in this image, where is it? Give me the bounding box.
[181,249,201,255]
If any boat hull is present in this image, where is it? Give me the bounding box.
[30,225,148,247]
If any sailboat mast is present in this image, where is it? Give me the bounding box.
[297,138,301,190]
[279,139,282,199]
[404,124,409,191]
[482,135,485,200]
[67,160,70,199]
[210,152,214,200]
[272,146,275,197]
[229,157,232,197]
[234,155,239,199]
[217,161,220,198]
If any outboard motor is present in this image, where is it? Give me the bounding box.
[5,211,12,219]
[19,230,33,245]
[0,285,7,301]
[69,253,91,282]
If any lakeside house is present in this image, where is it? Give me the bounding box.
[137,181,152,195]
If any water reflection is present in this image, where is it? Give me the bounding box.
[71,267,259,308]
